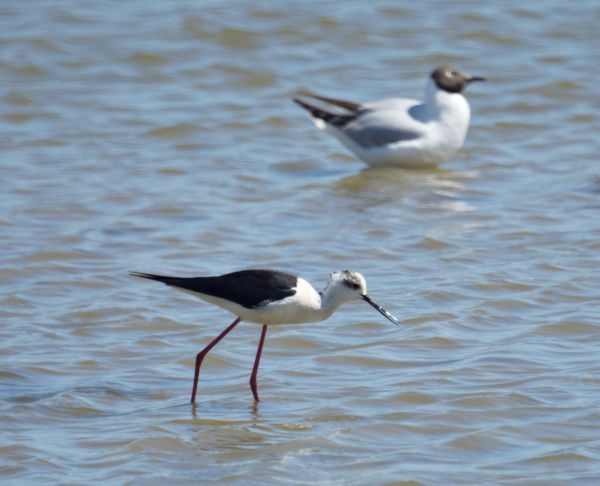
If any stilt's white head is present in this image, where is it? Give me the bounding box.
[325,270,401,326]
[326,270,367,302]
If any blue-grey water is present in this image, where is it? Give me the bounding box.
[1,1,600,484]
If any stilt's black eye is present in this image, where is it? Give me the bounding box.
[343,279,361,290]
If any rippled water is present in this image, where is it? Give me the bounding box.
[2,1,600,484]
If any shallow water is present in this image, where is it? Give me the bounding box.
[1,1,600,484]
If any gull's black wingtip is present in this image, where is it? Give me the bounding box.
[292,97,347,126]
[294,96,322,112]
[292,97,309,109]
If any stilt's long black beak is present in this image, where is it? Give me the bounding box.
[362,295,401,326]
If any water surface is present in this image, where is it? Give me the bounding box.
[1,1,600,484]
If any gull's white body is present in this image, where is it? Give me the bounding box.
[299,71,480,168]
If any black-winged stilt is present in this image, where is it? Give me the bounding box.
[131,269,400,403]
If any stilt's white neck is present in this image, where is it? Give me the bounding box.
[291,274,364,324]
[316,284,356,321]
[317,290,343,319]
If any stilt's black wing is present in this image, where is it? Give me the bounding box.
[131,269,298,309]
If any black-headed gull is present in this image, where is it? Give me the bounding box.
[294,66,485,168]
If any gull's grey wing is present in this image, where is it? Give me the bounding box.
[342,123,420,147]
[295,92,425,148]
[335,99,426,148]
[339,111,422,147]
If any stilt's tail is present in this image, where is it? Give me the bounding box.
[130,272,181,286]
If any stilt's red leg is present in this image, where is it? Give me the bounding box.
[191,317,241,404]
[249,324,268,402]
